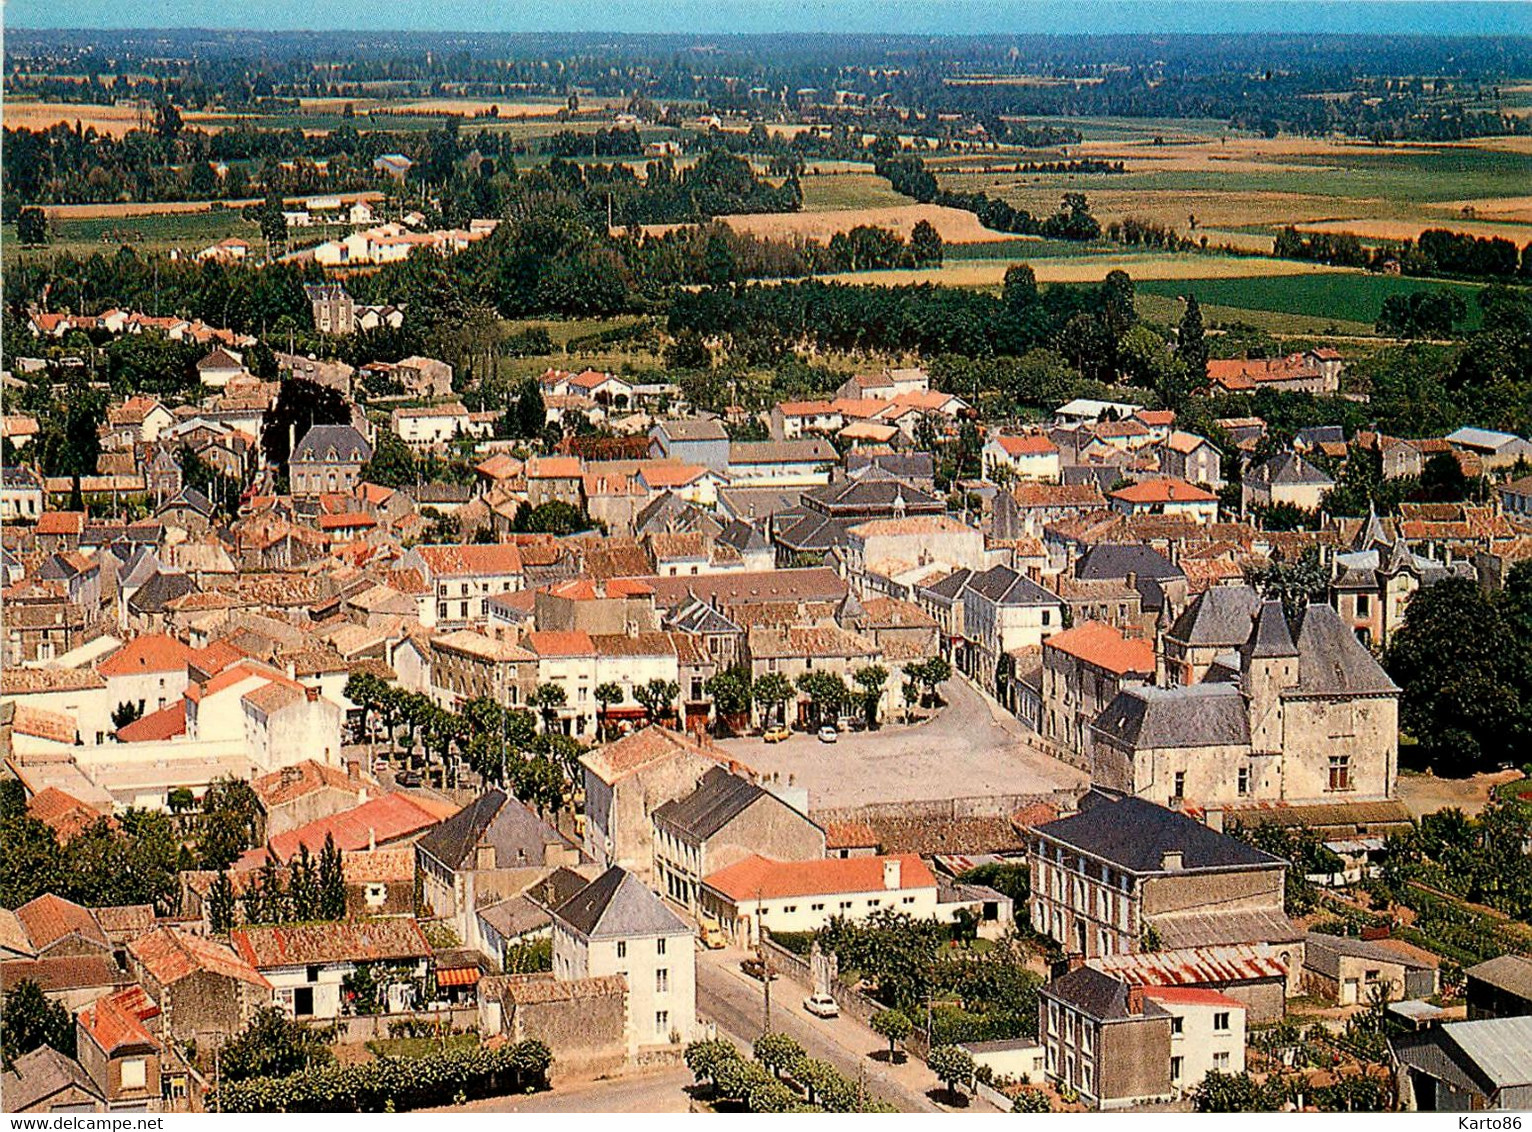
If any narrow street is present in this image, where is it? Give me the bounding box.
[695,945,995,1113]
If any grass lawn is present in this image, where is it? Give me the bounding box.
[1134,272,1491,330]
[365,1033,480,1060]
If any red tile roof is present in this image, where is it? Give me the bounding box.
[1143,986,1245,1009]
[1110,477,1217,504]
[15,894,109,951]
[230,919,431,968]
[78,988,161,1056]
[116,700,188,743]
[526,630,596,657]
[413,544,524,578]
[98,634,194,678]
[35,512,85,536]
[1043,621,1156,677]
[26,788,112,842]
[252,760,367,808]
[704,853,935,902]
[994,434,1057,457]
[129,927,270,989]
[236,791,459,867]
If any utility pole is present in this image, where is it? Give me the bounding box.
[755,891,771,1035]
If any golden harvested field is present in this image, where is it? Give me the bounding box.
[639,204,1031,245]
[811,253,1343,288]
[1427,195,1532,223]
[1298,217,1532,244]
[5,101,148,137]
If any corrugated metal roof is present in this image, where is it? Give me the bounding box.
[1089,943,1289,987]
[1445,1017,1532,1088]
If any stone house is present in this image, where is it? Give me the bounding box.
[428,629,538,711]
[75,988,162,1112]
[651,766,825,915]
[251,759,373,840]
[578,727,732,884]
[1143,987,1246,1097]
[289,425,373,499]
[1028,793,1302,1003]
[958,564,1066,698]
[480,973,628,1079]
[415,790,582,955]
[1157,431,1223,489]
[1303,931,1438,1005]
[743,624,885,727]
[648,418,729,473]
[126,928,270,1052]
[701,853,936,944]
[1094,599,1399,809]
[1464,954,1532,1021]
[229,919,432,1020]
[2,1045,107,1113]
[550,866,695,1054]
[1038,965,1173,1110]
[1040,621,1155,763]
[1242,452,1334,513]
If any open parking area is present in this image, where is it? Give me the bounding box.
[715,676,1086,811]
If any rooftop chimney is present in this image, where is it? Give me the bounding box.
[1127,985,1145,1015]
[1204,808,1224,834]
[346,758,360,782]
[882,858,902,890]
[1160,850,1184,872]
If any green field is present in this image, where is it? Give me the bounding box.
[798,171,911,211]
[1133,291,1377,338]
[946,238,1125,260]
[1135,272,1492,330]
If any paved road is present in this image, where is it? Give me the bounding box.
[715,676,1084,809]
[442,1067,692,1113]
[696,945,995,1113]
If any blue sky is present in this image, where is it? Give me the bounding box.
[5,1,1530,35]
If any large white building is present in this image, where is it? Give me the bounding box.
[700,853,938,944]
[550,866,695,1053]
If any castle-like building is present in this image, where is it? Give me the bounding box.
[1089,589,1398,809]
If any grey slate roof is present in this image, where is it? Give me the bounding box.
[2,1044,103,1112]
[657,418,728,442]
[1465,954,1532,1000]
[1042,964,1170,1022]
[652,766,765,842]
[1092,682,1251,750]
[634,491,724,539]
[415,789,575,872]
[1076,544,1184,611]
[716,519,770,555]
[552,865,690,941]
[1246,600,1298,659]
[1170,585,1261,647]
[1036,792,1280,873]
[966,564,1059,607]
[1248,452,1334,489]
[918,567,974,602]
[846,451,935,483]
[729,439,836,466]
[1304,931,1434,980]
[667,596,743,636]
[292,424,372,465]
[716,486,806,522]
[126,569,197,614]
[802,476,943,517]
[1291,603,1398,696]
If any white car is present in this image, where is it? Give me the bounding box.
[803,993,840,1018]
[817,726,839,743]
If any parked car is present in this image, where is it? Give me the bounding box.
[817,725,838,743]
[763,724,791,743]
[803,993,840,1018]
[698,915,728,950]
[397,771,422,788]
[741,957,778,982]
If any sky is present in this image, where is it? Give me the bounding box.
[5,0,1530,36]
